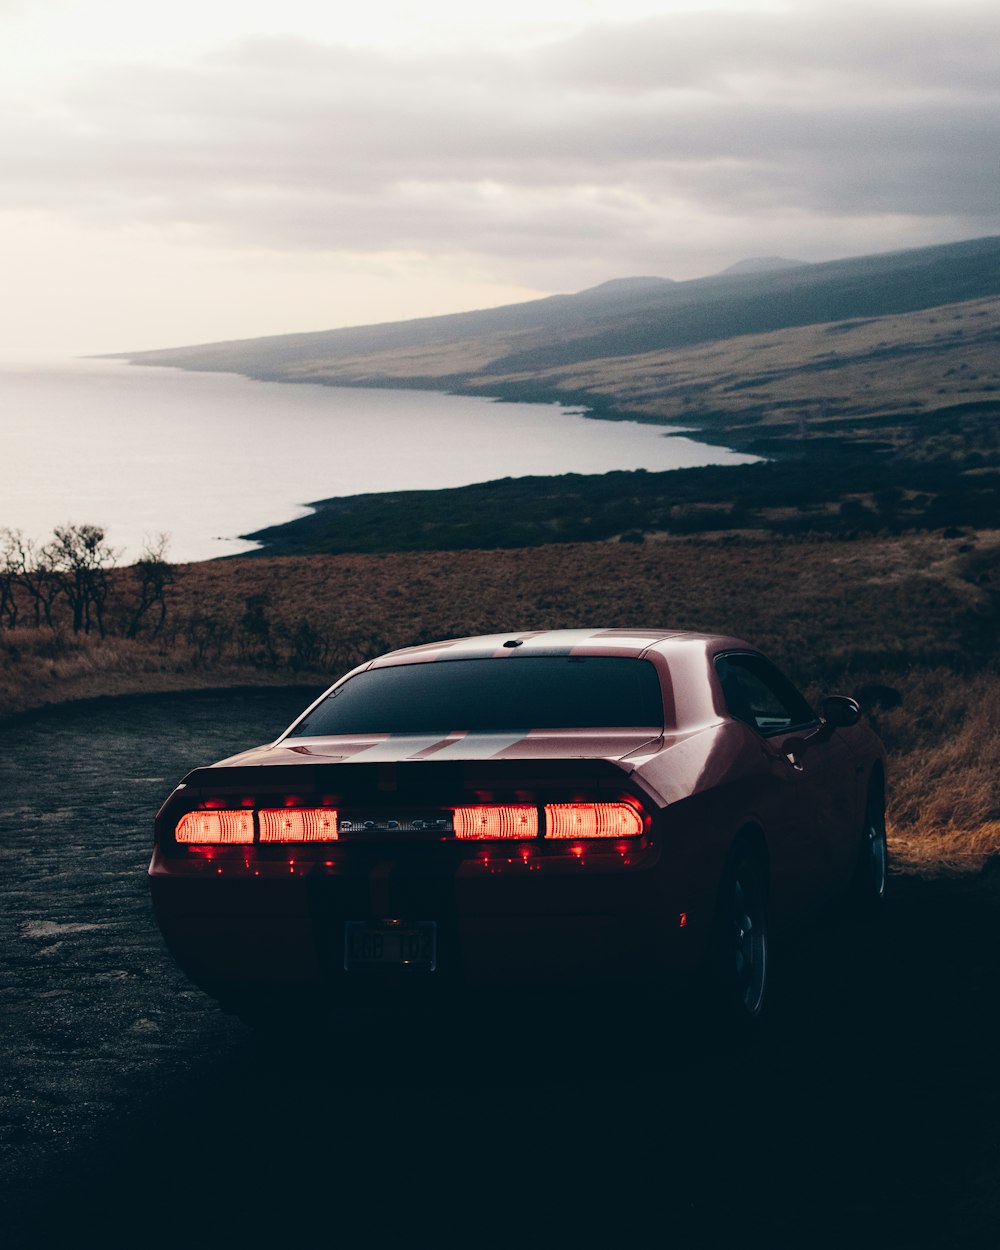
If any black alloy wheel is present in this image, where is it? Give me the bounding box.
[711,845,769,1026]
[731,854,768,1019]
[851,784,889,911]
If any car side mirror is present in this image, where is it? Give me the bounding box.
[822,695,862,728]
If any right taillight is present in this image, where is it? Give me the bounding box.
[544,803,644,839]
[451,802,644,840]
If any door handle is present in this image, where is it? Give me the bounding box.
[761,739,806,770]
[783,736,810,770]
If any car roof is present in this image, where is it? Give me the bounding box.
[369,628,754,667]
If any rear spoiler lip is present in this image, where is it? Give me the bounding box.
[177,756,639,798]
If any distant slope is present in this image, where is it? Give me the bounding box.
[719,257,806,275]
[117,236,1000,385]
[473,294,1000,438]
[113,272,686,376]
[481,237,1000,374]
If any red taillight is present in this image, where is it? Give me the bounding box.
[450,803,644,840]
[175,811,254,845]
[171,801,644,847]
[258,809,339,842]
[544,803,644,839]
[453,806,539,840]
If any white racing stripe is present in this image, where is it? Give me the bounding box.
[347,734,449,761]
[423,732,527,760]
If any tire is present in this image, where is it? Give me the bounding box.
[710,842,769,1026]
[849,783,888,913]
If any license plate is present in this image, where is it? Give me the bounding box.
[344,920,437,972]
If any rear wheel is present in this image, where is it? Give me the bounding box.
[850,783,888,912]
[711,843,769,1026]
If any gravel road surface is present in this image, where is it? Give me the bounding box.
[2,688,1000,1248]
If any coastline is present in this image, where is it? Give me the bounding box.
[4,358,751,565]
[14,351,996,562]
[107,350,750,452]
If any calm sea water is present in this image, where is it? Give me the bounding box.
[0,357,758,563]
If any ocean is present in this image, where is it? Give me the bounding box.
[0,357,758,562]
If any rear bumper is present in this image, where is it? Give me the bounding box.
[149,847,709,1003]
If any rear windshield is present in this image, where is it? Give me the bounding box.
[288,656,664,735]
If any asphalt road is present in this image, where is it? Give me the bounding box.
[2,688,1000,1248]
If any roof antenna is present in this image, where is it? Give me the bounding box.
[502,639,524,649]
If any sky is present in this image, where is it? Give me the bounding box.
[1,0,998,354]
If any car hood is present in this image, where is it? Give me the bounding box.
[215,728,664,768]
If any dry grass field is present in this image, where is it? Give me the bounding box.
[2,527,997,875]
[476,297,1000,432]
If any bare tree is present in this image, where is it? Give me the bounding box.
[238,593,277,666]
[0,529,20,629]
[127,533,176,639]
[45,524,119,636]
[183,612,232,665]
[2,530,61,628]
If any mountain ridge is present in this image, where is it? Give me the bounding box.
[718,256,807,275]
[113,235,1000,381]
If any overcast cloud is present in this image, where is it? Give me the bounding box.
[1,0,997,351]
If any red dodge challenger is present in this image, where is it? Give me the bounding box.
[150,629,887,1024]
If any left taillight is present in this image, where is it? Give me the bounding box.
[173,808,340,845]
[174,810,255,845]
[259,809,339,842]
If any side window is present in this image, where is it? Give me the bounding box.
[715,653,817,736]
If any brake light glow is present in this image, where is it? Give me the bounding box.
[175,810,254,845]
[453,805,539,840]
[544,803,644,839]
[259,809,339,842]
[171,799,644,847]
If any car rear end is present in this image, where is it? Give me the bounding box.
[149,751,703,1015]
